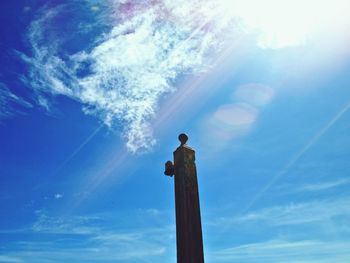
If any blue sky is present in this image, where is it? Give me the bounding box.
[1,0,350,262]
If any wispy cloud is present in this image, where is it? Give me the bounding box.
[0,240,166,263]
[212,239,350,263]
[22,1,233,152]
[299,179,350,192]
[220,197,350,227]
[31,212,101,235]
[0,83,32,119]
[0,255,24,263]
[2,210,174,262]
[21,0,350,152]
[205,196,350,262]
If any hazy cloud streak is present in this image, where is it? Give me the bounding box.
[213,239,350,263]
[1,210,175,262]
[0,83,32,119]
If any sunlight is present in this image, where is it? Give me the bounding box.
[219,0,350,48]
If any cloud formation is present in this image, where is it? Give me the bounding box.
[23,1,233,152]
[0,83,32,119]
[207,196,350,262]
[213,239,350,263]
[221,197,350,226]
[23,0,350,152]
[2,210,174,262]
[298,179,350,192]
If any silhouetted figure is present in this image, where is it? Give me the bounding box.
[164,133,204,263]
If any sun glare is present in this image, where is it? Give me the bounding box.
[219,0,350,49]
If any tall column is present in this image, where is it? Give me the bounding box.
[165,133,204,263]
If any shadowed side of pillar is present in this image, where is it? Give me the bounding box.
[173,135,204,263]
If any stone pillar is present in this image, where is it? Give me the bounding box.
[165,134,204,263]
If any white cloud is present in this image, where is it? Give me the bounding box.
[32,213,101,235]
[0,255,23,263]
[23,1,232,153]
[0,83,32,119]
[222,197,350,226]
[299,179,350,192]
[212,239,350,263]
[54,193,63,199]
[22,0,350,152]
[4,210,174,262]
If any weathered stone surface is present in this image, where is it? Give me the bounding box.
[165,134,204,263]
